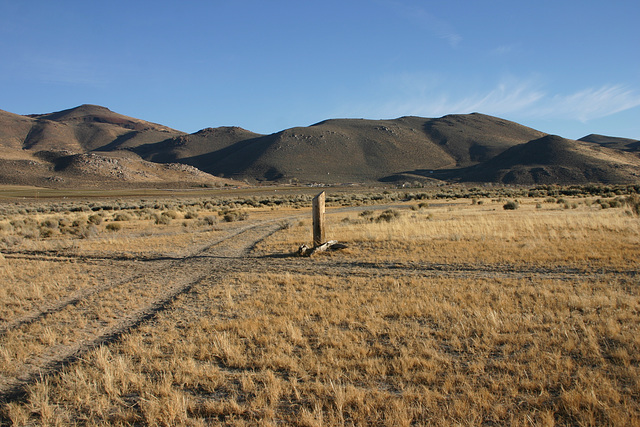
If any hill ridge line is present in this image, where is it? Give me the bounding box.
[1,104,638,186]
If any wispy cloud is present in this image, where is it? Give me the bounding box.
[422,13,462,48]
[433,81,546,116]
[533,85,640,122]
[18,53,109,87]
[382,1,462,47]
[490,44,518,56]
[351,77,640,123]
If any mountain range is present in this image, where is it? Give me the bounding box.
[0,104,638,188]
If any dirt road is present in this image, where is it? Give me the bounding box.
[0,218,287,403]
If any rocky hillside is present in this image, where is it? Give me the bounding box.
[455,135,640,184]
[578,134,640,152]
[134,113,545,183]
[0,106,236,188]
[0,104,638,187]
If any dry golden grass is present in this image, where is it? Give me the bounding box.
[258,199,640,269]
[0,258,107,322]
[5,270,638,425]
[0,268,167,377]
[0,201,303,258]
[1,194,639,425]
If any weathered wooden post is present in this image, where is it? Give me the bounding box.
[298,191,345,256]
[312,191,325,247]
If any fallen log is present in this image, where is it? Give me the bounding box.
[297,240,348,257]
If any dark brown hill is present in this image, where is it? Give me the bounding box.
[456,135,640,184]
[133,126,263,166]
[25,104,185,152]
[0,109,35,153]
[0,105,185,155]
[2,104,638,187]
[579,134,640,152]
[170,114,545,183]
[0,105,236,188]
[28,104,174,131]
[421,113,546,165]
[0,150,237,189]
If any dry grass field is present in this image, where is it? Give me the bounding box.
[0,188,639,425]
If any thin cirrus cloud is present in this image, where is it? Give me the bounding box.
[490,44,518,56]
[533,85,640,122]
[14,53,109,87]
[383,1,462,48]
[435,82,546,117]
[369,81,640,123]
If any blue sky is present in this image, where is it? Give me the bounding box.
[1,0,639,139]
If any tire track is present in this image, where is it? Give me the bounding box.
[0,270,214,403]
[239,256,640,282]
[3,207,633,406]
[0,220,286,404]
[0,220,282,336]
